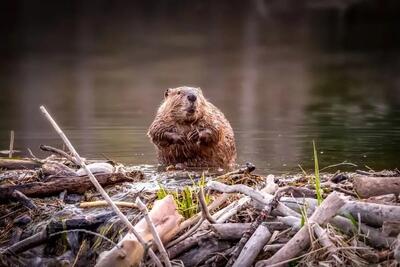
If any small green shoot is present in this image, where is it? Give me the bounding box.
[313,140,323,205]
[155,173,210,219]
[299,203,308,227]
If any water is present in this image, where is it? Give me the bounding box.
[0,1,399,174]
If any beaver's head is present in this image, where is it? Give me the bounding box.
[159,86,206,123]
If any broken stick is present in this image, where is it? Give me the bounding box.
[40,105,162,267]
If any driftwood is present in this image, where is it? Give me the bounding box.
[282,197,400,228]
[0,158,42,170]
[135,197,171,267]
[0,172,142,201]
[233,223,272,267]
[96,239,144,267]
[340,201,400,227]
[256,192,345,267]
[97,196,182,267]
[353,176,400,198]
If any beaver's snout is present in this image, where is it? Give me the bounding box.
[187,93,197,102]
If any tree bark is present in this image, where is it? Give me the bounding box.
[0,172,143,201]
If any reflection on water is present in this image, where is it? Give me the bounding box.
[0,1,399,174]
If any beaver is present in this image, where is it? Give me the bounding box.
[147,86,236,168]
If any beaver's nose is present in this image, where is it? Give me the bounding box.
[187,93,197,102]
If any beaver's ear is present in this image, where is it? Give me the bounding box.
[164,89,170,98]
[196,87,203,94]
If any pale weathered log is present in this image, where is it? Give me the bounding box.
[97,196,181,267]
[135,197,171,267]
[210,223,251,240]
[353,176,400,198]
[0,158,42,170]
[256,192,345,267]
[279,214,395,249]
[340,201,400,227]
[0,172,142,201]
[233,223,272,267]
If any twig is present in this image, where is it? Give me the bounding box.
[136,197,172,267]
[11,190,37,210]
[9,130,14,158]
[40,144,80,165]
[207,181,272,206]
[215,162,256,180]
[198,187,216,224]
[39,105,162,267]
[320,161,357,171]
[167,217,204,248]
[79,200,137,209]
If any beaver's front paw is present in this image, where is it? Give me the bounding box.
[163,132,184,145]
[198,129,213,145]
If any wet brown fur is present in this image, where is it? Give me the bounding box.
[148,86,236,167]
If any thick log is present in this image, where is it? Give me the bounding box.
[340,201,400,227]
[0,158,42,170]
[256,192,345,267]
[233,223,272,267]
[0,172,143,201]
[353,176,400,198]
[283,197,400,227]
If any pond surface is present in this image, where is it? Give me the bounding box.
[0,1,399,174]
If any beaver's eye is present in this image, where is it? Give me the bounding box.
[177,91,181,95]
